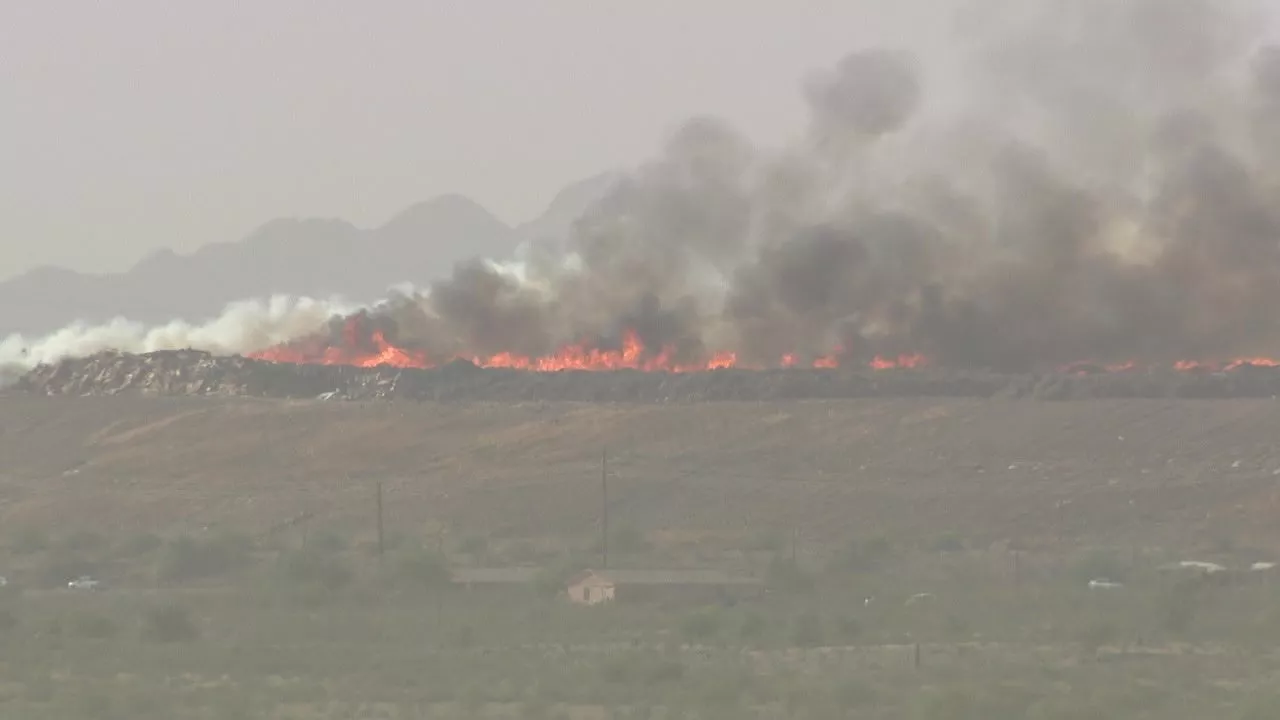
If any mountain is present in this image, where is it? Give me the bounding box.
[0,174,619,337]
[514,171,624,253]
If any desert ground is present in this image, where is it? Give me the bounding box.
[4,394,1280,719]
[3,394,1279,554]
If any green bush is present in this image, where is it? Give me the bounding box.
[61,530,106,553]
[157,533,253,583]
[1072,549,1131,584]
[502,540,541,564]
[930,532,965,553]
[396,548,451,592]
[277,547,353,592]
[739,611,767,641]
[835,615,863,643]
[766,557,815,594]
[1236,692,1280,720]
[39,551,97,588]
[117,532,163,558]
[912,685,1036,720]
[835,679,877,710]
[791,611,825,647]
[643,658,686,686]
[71,611,117,639]
[945,613,973,641]
[680,607,721,643]
[22,674,55,703]
[1077,619,1119,653]
[458,535,489,558]
[449,623,477,648]
[600,653,685,686]
[834,536,893,572]
[1160,587,1200,636]
[533,560,579,599]
[746,528,786,553]
[142,603,199,643]
[9,527,48,555]
[309,529,348,554]
[0,608,17,634]
[610,525,650,555]
[71,690,115,720]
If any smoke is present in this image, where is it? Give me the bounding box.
[0,295,355,374]
[12,0,1280,373]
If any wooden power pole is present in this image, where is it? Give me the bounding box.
[601,448,609,569]
[376,482,385,560]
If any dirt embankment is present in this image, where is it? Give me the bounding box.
[13,350,1280,401]
[1,394,1278,554]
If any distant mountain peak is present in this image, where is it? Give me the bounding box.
[380,193,510,237]
[515,172,621,250]
[0,175,613,337]
[244,217,359,243]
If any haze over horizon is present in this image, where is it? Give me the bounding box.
[8,0,1280,373]
[1,2,947,282]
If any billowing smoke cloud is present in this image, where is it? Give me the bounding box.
[10,0,1280,374]
[0,296,355,375]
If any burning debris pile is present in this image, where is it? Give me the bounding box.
[15,349,1280,402]
[211,0,1280,376]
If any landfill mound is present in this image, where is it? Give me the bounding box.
[10,349,1280,402]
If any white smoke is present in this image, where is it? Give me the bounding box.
[0,294,358,373]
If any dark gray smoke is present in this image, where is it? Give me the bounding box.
[316,0,1280,371]
[805,49,922,139]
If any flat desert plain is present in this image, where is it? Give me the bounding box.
[1,394,1278,556]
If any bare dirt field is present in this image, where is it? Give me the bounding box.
[6,394,1280,719]
[2,394,1279,555]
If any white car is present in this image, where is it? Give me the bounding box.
[0,576,7,587]
[67,576,101,591]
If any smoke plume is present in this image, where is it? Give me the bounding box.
[9,0,1280,373]
[0,296,354,375]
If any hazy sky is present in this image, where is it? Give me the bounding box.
[1,2,943,281]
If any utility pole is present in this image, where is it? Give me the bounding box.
[376,482,385,560]
[601,448,609,569]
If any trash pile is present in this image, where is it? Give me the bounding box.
[11,349,1280,402]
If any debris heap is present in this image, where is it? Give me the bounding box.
[11,350,1280,402]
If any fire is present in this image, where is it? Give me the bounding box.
[248,329,430,369]
[1173,358,1280,372]
[1061,357,1280,375]
[246,315,1280,373]
[472,332,708,372]
[246,316,933,372]
[868,354,926,370]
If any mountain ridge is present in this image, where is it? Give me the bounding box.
[0,173,619,337]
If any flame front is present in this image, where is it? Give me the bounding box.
[246,317,928,372]
[249,329,430,369]
[246,315,1280,373]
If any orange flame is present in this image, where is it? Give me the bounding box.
[1173,357,1280,372]
[248,323,892,372]
[868,354,926,370]
[249,329,431,369]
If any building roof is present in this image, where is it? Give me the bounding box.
[451,567,541,584]
[567,569,762,587]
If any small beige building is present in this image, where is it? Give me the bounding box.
[566,570,618,605]
[565,569,762,606]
